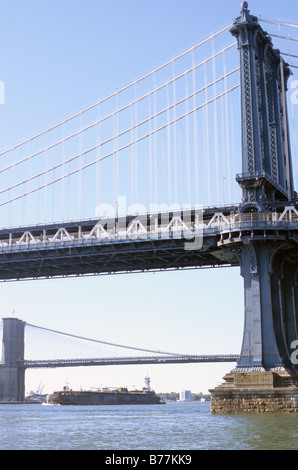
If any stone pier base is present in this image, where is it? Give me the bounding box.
[209,370,298,414]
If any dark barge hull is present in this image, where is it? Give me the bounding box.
[47,390,164,405]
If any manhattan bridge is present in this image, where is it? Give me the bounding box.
[0,3,298,410]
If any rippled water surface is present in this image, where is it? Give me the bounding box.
[0,401,297,450]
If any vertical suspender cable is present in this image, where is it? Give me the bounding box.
[204,62,211,206]
[219,87,225,205]
[44,130,48,223]
[172,61,178,205]
[113,106,116,215]
[113,91,119,216]
[130,100,134,207]
[96,104,101,214]
[230,96,237,203]
[27,138,32,225]
[10,147,16,227]
[61,122,65,222]
[192,47,199,206]
[116,91,119,214]
[134,83,138,207]
[223,49,231,204]
[185,74,191,205]
[167,81,171,205]
[79,110,83,219]
[153,72,158,205]
[149,79,153,209]
[212,39,220,205]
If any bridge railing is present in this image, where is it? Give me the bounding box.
[0,206,297,251]
[204,207,298,231]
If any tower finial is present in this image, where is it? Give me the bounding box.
[240,1,250,22]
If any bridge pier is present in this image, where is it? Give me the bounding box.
[0,318,26,402]
[209,240,298,413]
[209,370,298,414]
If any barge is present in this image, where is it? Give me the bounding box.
[47,377,164,405]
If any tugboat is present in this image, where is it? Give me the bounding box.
[46,376,164,405]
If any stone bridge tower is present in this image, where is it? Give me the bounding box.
[0,317,26,402]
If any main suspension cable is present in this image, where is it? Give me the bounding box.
[26,323,183,357]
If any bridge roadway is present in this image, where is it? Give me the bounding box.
[0,204,296,280]
[20,354,240,369]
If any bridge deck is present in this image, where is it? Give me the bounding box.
[20,354,240,369]
[0,205,296,280]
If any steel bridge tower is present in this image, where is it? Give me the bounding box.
[231,1,297,370]
[210,2,298,413]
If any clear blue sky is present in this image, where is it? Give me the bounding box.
[0,0,297,395]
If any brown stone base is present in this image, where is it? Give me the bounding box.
[209,370,298,414]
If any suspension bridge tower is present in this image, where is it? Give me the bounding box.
[209,2,298,413]
[0,318,26,402]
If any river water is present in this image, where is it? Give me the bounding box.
[0,401,297,450]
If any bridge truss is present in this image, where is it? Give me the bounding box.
[0,205,295,280]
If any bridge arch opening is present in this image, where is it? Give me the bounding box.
[240,203,260,213]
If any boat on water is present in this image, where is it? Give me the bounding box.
[46,376,164,406]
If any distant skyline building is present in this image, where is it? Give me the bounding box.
[179,390,192,401]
